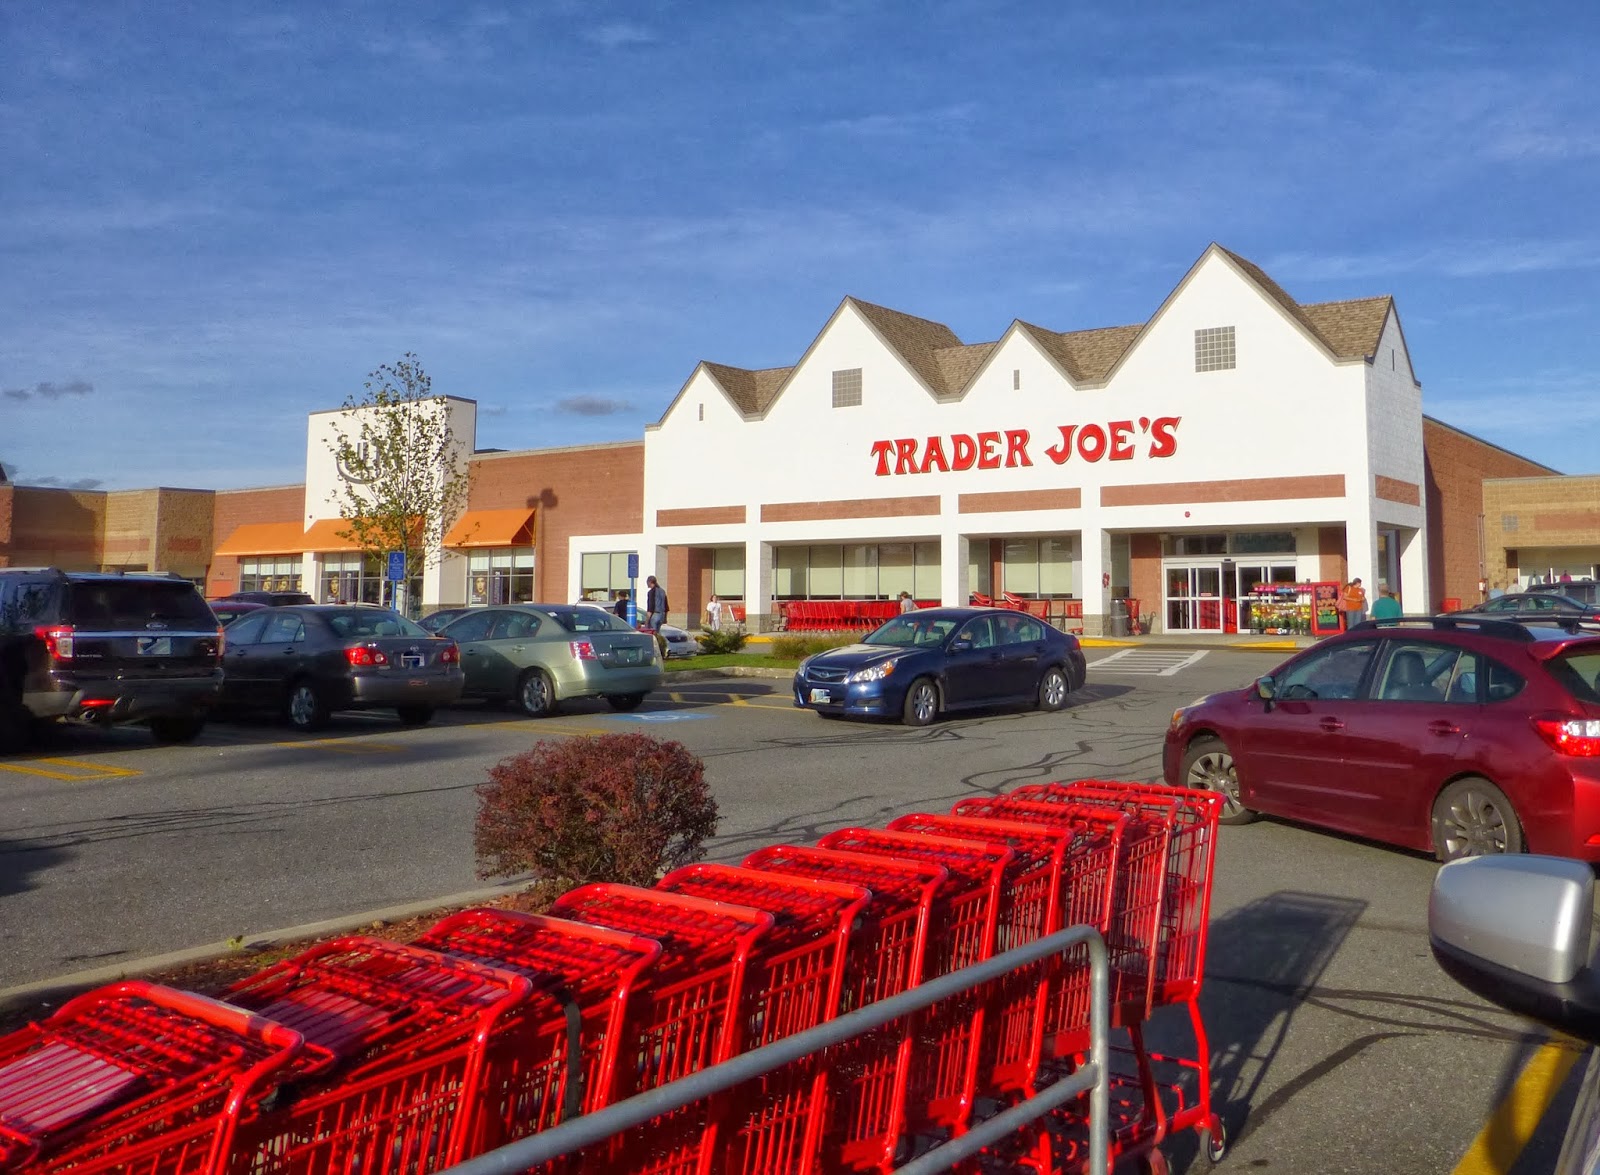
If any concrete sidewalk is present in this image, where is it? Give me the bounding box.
[738,630,1316,653]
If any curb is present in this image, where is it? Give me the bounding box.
[666,666,794,681]
[0,880,531,1013]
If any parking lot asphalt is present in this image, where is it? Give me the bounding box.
[0,653,1577,1173]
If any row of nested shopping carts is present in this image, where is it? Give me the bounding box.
[0,779,1226,1175]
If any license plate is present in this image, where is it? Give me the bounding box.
[809,688,832,704]
[619,648,640,664]
[138,637,172,656]
[401,654,424,669]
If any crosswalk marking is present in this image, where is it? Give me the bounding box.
[1088,649,1210,676]
[0,757,142,781]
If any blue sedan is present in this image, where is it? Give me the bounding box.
[793,606,1087,725]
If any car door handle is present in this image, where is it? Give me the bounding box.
[1319,717,1345,733]
[1429,719,1461,736]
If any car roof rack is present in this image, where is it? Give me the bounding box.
[1349,615,1538,642]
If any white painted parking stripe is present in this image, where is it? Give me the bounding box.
[1088,648,1211,676]
[1160,651,1210,676]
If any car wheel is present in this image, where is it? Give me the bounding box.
[149,716,206,744]
[517,669,559,718]
[1432,777,1524,861]
[606,693,647,712]
[395,706,434,726]
[901,678,938,727]
[1037,666,1070,711]
[1181,736,1256,825]
[285,680,330,732]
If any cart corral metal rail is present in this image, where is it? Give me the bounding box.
[438,924,1112,1175]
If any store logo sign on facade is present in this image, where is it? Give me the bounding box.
[870,417,1181,477]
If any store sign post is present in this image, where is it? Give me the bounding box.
[869,417,1180,477]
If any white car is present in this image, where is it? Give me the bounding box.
[574,602,698,658]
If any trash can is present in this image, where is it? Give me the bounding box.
[1110,598,1130,638]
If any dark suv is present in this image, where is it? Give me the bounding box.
[0,569,224,746]
[1164,615,1600,861]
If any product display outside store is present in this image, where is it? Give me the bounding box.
[1248,581,1344,636]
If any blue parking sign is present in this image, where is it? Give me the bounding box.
[386,551,406,581]
[627,552,639,579]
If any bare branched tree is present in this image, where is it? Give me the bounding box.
[324,354,469,607]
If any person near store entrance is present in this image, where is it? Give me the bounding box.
[1341,578,1368,629]
[1372,584,1402,620]
[706,594,722,631]
[645,575,669,630]
[898,591,916,613]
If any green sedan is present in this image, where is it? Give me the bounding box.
[436,604,663,716]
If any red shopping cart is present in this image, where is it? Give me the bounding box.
[816,827,1011,1141]
[221,936,533,1175]
[743,844,947,1174]
[656,863,870,1175]
[414,909,662,1157]
[0,981,304,1175]
[549,883,773,1175]
[1012,780,1228,1166]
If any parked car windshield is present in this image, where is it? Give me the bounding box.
[546,606,633,633]
[321,608,431,639]
[64,580,215,631]
[1546,649,1600,705]
[862,614,960,648]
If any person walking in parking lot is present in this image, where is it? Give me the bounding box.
[898,591,916,613]
[645,575,668,630]
[1341,578,1368,629]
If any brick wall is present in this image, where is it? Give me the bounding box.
[1317,526,1347,584]
[102,489,159,570]
[0,486,12,567]
[467,442,643,605]
[154,489,216,580]
[208,485,306,596]
[662,545,711,629]
[1483,474,1600,586]
[4,487,107,568]
[1129,534,1162,633]
[1423,417,1557,608]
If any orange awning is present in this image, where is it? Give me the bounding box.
[214,521,311,557]
[444,509,536,548]
[301,518,363,552]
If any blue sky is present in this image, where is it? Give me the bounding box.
[3,1,1598,490]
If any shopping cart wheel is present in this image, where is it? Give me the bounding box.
[1202,1115,1228,1164]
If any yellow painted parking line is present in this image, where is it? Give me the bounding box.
[1452,1034,1584,1174]
[0,757,142,781]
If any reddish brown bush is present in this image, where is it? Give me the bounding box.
[474,733,719,887]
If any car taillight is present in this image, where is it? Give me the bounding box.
[1533,716,1600,757]
[439,643,459,664]
[35,624,74,661]
[569,641,596,660]
[345,646,390,667]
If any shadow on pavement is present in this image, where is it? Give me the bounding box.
[1148,889,1366,1171]
[0,834,71,898]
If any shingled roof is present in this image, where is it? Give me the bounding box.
[700,362,793,415]
[686,245,1401,419]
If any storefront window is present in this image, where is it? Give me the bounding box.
[239,556,303,594]
[1167,534,1228,557]
[470,548,536,605]
[999,536,1075,597]
[968,544,992,599]
[773,542,939,600]
[579,551,633,598]
[1233,531,1296,555]
[711,547,745,598]
[321,553,384,605]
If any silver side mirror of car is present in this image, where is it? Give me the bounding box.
[1255,675,1275,705]
[1430,855,1600,1043]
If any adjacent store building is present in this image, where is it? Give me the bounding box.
[0,245,1572,633]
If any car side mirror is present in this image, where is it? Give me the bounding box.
[949,638,973,653]
[1255,675,1276,708]
[1430,855,1600,1044]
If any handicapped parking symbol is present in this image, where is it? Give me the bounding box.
[606,711,709,723]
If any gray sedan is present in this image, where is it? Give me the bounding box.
[438,604,663,716]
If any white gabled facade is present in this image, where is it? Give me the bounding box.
[630,243,1429,635]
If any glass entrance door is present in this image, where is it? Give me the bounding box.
[1165,563,1224,632]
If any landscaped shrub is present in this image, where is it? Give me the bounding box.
[771,633,861,660]
[697,626,748,655]
[474,733,719,887]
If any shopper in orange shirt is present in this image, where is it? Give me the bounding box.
[1341,578,1368,629]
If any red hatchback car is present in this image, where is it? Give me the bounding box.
[1163,616,1600,861]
